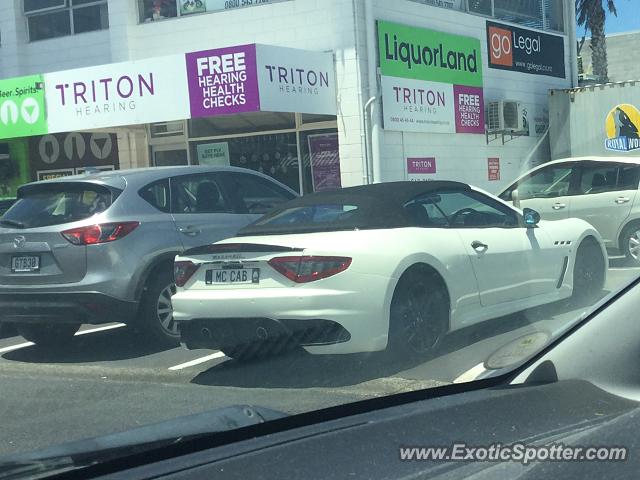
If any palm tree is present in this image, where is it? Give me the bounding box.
[577,0,618,82]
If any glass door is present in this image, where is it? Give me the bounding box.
[152,144,189,167]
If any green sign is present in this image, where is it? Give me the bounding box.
[0,75,47,140]
[378,21,483,87]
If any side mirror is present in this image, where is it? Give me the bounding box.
[511,188,521,209]
[523,208,541,228]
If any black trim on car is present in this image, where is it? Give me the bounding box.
[134,253,181,302]
[179,317,351,351]
[556,256,569,288]
[183,243,303,256]
[0,292,138,325]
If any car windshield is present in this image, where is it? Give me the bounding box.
[0,0,639,475]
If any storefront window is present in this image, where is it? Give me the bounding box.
[299,129,341,194]
[138,0,177,22]
[154,149,188,167]
[466,0,564,32]
[191,133,301,193]
[467,0,492,16]
[301,114,338,125]
[25,0,109,42]
[138,0,292,23]
[150,121,185,138]
[544,0,564,32]
[409,0,464,11]
[189,112,296,138]
[494,0,543,29]
[72,3,109,34]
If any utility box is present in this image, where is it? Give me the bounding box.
[549,81,640,159]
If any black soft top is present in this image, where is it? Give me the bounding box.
[238,181,471,236]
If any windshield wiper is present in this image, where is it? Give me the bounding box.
[0,405,287,480]
[0,219,25,229]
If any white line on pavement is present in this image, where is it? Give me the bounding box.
[168,352,226,371]
[0,341,34,354]
[75,323,126,336]
[453,363,487,384]
[0,323,127,355]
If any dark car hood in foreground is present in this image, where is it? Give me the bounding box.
[126,380,638,480]
[2,381,638,479]
[0,405,287,480]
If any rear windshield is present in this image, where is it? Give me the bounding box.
[239,203,365,236]
[0,183,120,229]
[253,204,359,226]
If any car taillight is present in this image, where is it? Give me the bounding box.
[268,256,352,283]
[175,261,199,287]
[61,222,140,246]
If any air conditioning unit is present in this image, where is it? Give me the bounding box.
[486,101,525,133]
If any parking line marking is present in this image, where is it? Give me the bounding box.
[0,324,126,355]
[75,324,126,336]
[0,341,34,354]
[453,363,487,384]
[168,352,226,371]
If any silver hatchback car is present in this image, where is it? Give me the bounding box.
[0,166,297,346]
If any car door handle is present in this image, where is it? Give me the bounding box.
[552,203,566,210]
[615,197,631,204]
[471,240,488,251]
[178,226,201,236]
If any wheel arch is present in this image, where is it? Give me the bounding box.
[617,217,640,252]
[133,251,181,303]
[384,255,453,333]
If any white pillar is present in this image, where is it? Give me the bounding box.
[365,0,382,183]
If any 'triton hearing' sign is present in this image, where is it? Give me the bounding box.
[44,55,190,133]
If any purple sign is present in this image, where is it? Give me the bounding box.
[454,85,485,134]
[407,157,436,174]
[186,44,260,118]
[308,133,341,192]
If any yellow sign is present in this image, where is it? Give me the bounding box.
[605,104,640,152]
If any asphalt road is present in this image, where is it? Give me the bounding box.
[0,261,637,457]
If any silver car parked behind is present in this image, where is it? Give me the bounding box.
[0,166,297,346]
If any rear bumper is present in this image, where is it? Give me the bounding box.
[0,292,138,324]
[172,281,391,354]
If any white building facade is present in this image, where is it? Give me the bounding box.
[0,0,577,198]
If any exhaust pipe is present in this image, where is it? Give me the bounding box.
[201,327,213,340]
[256,326,269,340]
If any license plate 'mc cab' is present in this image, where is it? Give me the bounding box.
[205,268,260,285]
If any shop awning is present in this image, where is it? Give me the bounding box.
[0,44,337,140]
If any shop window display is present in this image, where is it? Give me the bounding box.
[139,0,178,22]
[191,133,304,194]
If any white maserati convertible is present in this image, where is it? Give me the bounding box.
[172,181,607,360]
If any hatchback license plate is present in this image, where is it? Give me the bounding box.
[11,255,40,273]
[206,268,259,285]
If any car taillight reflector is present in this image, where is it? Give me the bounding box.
[268,256,352,283]
[61,222,140,246]
[174,261,199,287]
